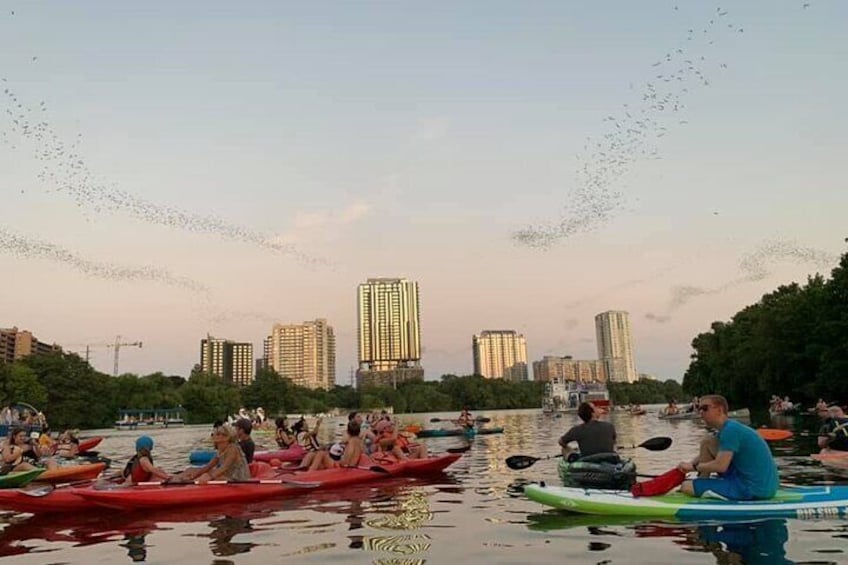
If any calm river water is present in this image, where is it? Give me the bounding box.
[1,408,846,564]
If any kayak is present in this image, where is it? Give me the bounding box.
[0,483,93,513]
[416,426,504,438]
[78,436,103,454]
[36,462,107,484]
[0,469,46,488]
[77,452,462,511]
[524,483,848,519]
[189,445,306,465]
[659,408,750,421]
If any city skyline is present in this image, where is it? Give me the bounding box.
[2,3,845,382]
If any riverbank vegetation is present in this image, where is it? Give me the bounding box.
[0,356,544,429]
[682,251,848,407]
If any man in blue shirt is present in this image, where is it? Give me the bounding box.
[677,394,778,500]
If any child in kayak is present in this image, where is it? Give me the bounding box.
[122,435,172,485]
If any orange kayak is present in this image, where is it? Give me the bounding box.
[403,424,423,435]
[37,462,106,484]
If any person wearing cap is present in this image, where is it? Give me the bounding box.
[178,423,251,484]
[121,436,171,485]
[234,419,255,463]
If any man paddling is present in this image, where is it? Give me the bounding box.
[558,402,616,460]
[677,394,778,500]
[818,405,848,453]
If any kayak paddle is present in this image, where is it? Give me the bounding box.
[429,416,491,424]
[505,436,672,470]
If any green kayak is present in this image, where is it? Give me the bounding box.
[0,468,46,488]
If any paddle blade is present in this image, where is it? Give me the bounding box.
[638,437,673,451]
[757,428,794,441]
[429,418,441,423]
[446,445,471,454]
[505,455,541,470]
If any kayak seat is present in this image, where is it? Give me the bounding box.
[249,461,274,478]
[577,452,622,465]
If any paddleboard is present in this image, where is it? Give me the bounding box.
[524,483,848,520]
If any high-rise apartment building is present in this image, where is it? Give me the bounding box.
[532,355,606,383]
[266,319,336,390]
[356,278,423,387]
[200,337,254,386]
[595,311,637,383]
[472,330,528,381]
[1,327,60,364]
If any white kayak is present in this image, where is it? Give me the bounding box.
[524,483,848,520]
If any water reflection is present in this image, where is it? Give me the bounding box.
[526,511,846,565]
[2,410,847,564]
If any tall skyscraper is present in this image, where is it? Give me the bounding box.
[266,319,336,390]
[356,278,423,387]
[200,337,254,386]
[594,311,637,383]
[472,330,528,381]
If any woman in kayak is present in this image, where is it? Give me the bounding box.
[294,417,324,469]
[306,420,373,471]
[374,419,428,460]
[122,435,172,485]
[677,395,778,500]
[178,423,251,484]
[1,427,57,473]
[275,417,295,449]
[558,402,617,460]
[456,408,474,428]
[55,430,80,459]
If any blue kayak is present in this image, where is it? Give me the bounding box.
[416,426,504,438]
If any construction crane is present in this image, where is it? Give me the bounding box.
[64,335,143,376]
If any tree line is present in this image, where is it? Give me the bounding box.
[682,250,848,409]
[0,354,545,430]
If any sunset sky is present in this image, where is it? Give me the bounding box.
[2,1,845,382]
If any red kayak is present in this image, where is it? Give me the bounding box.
[253,445,307,464]
[0,484,92,514]
[0,461,276,515]
[78,436,103,454]
[76,452,462,511]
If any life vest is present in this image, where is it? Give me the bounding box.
[123,454,154,483]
